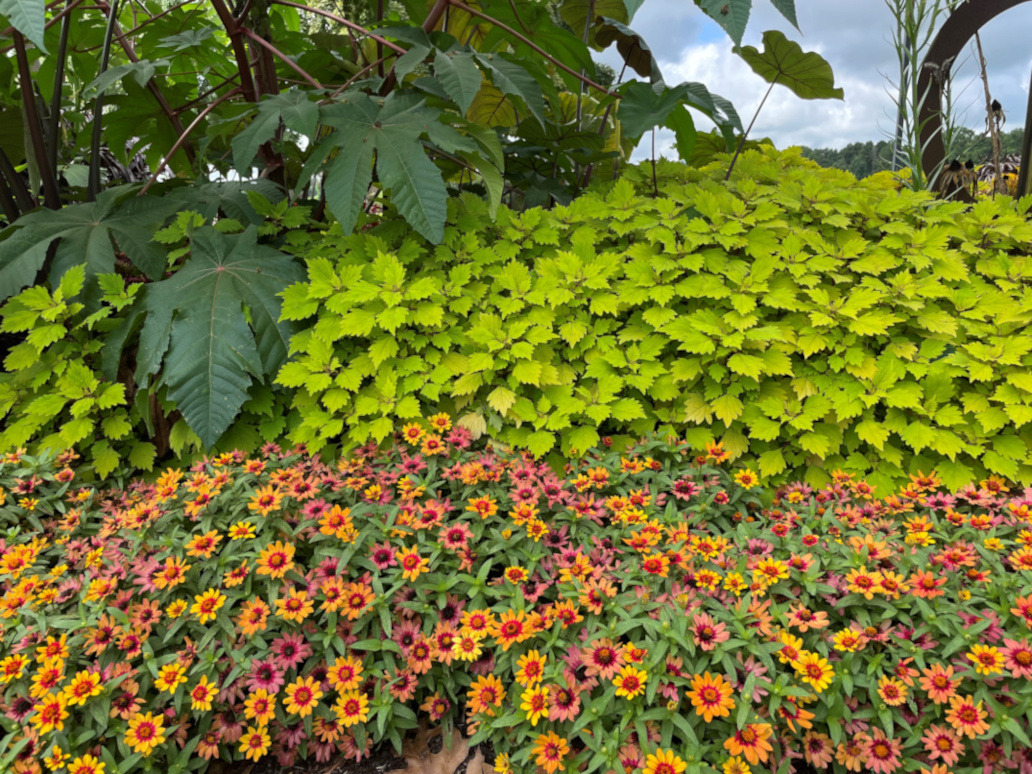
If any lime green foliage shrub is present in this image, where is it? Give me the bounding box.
[278,146,1032,493]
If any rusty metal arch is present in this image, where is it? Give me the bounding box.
[917,0,1032,197]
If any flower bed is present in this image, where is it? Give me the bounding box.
[1,424,1032,774]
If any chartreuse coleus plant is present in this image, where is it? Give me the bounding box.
[278,145,1032,494]
[4,430,1032,774]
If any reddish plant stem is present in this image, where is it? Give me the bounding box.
[13,32,62,209]
[174,72,243,115]
[139,87,243,194]
[210,0,260,102]
[324,56,390,102]
[448,0,618,98]
[269,0,406,54]
[87,0,198,165]
[242,27,323,90]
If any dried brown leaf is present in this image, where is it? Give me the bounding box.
[403,726,471,774]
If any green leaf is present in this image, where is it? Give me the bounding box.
[565,425,599,454]
[144,228,304,447]
[711,395,743,425]
[757,448,786,476]
[735,30,844,100]
[316,93,450,243]
[559,0,627,37]
[92,440,120,478]
[0,0,48,52]
[594,18,662,82]
[697,0,751,46]
[128,441,157,471]
[487,386,516,415]
[527,430,556,456]
[768,0,799,29]
[0,188,177,303]
[665,106,696,162]
[232,89,319,171]
[434,50,483,115]
[474,53,546,126]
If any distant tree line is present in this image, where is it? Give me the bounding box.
[799,126,1025,179]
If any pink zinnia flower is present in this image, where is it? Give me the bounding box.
[864,729,902,774]
[548,684,581,722]
[691,612,729,651]
[370,542,396,570]
[271,632,311,670]
[1003,638,1032,679]
[247,658,285,694]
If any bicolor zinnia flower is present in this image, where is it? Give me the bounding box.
[876,676,908,706]
[642,749,687,774]
[922,724,963,767]
[863,729,901,774]
[532,731,570,774]
[613,665,647,699]
[723,724,773,765]
[687,672,734,722]
[946,695,989,739]
[920,663,959,705]
[124,711,166,756]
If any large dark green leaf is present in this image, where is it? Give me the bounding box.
[311,92,499,243]
[696,0,751,47]
[434,50,482,115]
[736,30,844,100]
[0,188,178,303]
[140,227,304,447]
[665,106,697,162]
[618,81,740,142]
[232,89,320,172]
[594,18,662,82]
[0,0,48,51]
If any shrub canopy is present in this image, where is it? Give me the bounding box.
[279,147,1032,494]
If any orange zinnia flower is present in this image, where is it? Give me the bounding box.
[724,724,774,765]
[946,695,989,739]
[687,672,734,722]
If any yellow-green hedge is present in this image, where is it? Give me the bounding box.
[278,146,1032,493]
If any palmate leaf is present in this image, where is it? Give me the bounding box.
[618,80,739,142]
[434,50,482,115]
[133,227,305,447]
[312,93,457,243]
[736,30,844,100]
[232,89,320,172]
[0,187,178,303]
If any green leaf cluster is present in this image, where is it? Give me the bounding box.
[278,146,1032,494]
[0,267,151,477]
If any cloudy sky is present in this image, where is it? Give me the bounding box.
[600,0,1032,157]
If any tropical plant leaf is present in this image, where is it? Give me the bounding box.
[466,83,519,129]
[0,0,48,51]
[594,18,662,82]
[736,30,844,100]
[474,53,546,125]
[623,0,646,21]
[138,227,305,447]
[83,59,169,98]
[619,80,741,143]
[768,0,799,29]
[434,50,482,115]
[665,106,697,162]
[696,0,752,46]
[311,92,477,243]
[232,89,320,172]
[559,0,627,37]
[0,187,178,303]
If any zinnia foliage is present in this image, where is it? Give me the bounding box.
[2,428,1032,773]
